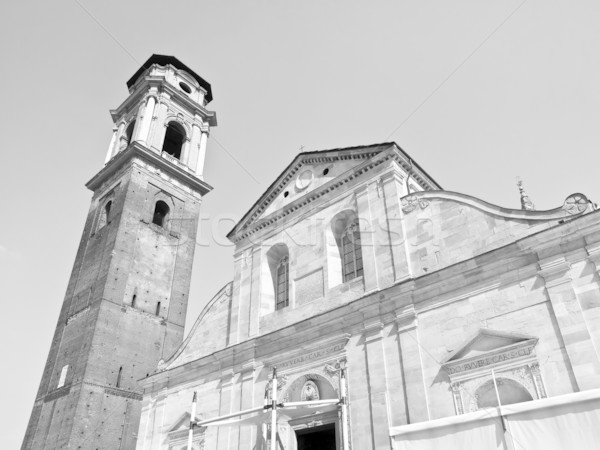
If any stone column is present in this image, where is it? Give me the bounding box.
[136,96,156,144]
[115,121,127,152]
[150,99,169,152]
[396,306,430,423]
[538,255,600,390]
[131,102,146,143]
[180,136,191,165]
[195,126,209,177]
[104,128,117,164]
[185,123,201,168]
[363,320,392,450]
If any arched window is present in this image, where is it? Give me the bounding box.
[476,378,533,409]
[267,244,290,311]
[98,200,112,229]
[276,256,289,310]
[329,210,363,284]
[162,122,185,160]
[341,218,363,281]
[152,201,170,227]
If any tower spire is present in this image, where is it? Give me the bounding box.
[517,177,535,211]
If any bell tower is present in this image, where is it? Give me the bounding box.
[22,55,216,450]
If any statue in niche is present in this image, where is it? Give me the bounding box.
[301,380,320,401]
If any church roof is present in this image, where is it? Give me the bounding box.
[227,142,442,240]
[127,54,213,103]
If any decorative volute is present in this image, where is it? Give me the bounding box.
[103,54,217,179]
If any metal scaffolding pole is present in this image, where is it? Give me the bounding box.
[340,364,350,450]
[271,367,278,450]
[187,391,197,450]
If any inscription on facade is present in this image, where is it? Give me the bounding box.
[446,346,534,375]
[276,343,345,370]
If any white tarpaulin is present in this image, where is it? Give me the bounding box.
[391,412,506,450]
[502,390,600,450]
[390,389,600,450]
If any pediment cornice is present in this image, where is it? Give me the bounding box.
[228,143,441,244]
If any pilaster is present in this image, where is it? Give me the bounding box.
[356,180,396,293]
[381,171,411,283]
[216,369,235,450]
[538,255,600,390]
[248,247,263,338]
[395,306,430,423]
[583,243,600,358]
[363,320,391,450]
[239,361,257,450]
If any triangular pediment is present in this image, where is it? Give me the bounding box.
[227,142,441,241]
[168,411,200,433]
[444,329,538,363]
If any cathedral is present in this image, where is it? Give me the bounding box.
[23,55,600,450]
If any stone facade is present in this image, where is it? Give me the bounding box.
[22,55,216,450]
[23,54,600,449]
[135,140,600,449]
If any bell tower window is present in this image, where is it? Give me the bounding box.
[104,201,112,222]
[125,121,135,144]
[97,199,113,230]
[152,201,170,227]
[162,122,185,160]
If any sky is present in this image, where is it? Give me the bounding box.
[1,0,599,447]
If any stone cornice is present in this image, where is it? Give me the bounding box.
[86,142,212,196]
[538,256,571,282]
[111,78,217,126]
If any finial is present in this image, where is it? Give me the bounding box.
[517,177,535,211]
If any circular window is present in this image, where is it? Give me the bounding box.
[179,82,192,94]
[323,168,330,176]
[295,169,314,191]
[284,191,290,198]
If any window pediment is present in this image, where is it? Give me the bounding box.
[443,329,538,376]
[167,412,204,450]
[441,329,545,414]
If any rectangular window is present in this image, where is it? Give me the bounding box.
[57,365,68,388]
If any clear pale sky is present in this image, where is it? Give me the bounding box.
[1,1,599,447]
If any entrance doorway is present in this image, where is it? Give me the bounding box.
[295,423,336,450]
